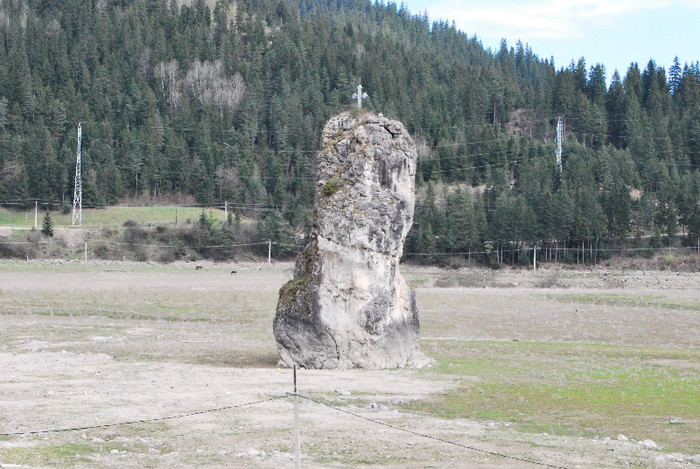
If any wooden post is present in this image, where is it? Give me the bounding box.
[84,242,88,263]
[34,201,38,229]
[268,240,272,264]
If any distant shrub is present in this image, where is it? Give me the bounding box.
[0,237,31,258]
[169,239,186,259]
[157,248,177,263]
[91,241,119,260]
[27,230,42,243]
[133,246,149,262]
[322,179,340,197]
[123,223,148,245]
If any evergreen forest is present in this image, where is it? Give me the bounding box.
[1,0,700,265]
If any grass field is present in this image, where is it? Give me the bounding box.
[0,261,698,468]
[0,206,228,228]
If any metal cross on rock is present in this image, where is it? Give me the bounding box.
[352,84,368,109]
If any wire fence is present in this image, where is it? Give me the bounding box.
[2,206,698,266]
[297,393,570,469]
[0,238,307,261]
[0,395,288,437]
[2,232,697,255]
[404,244,700,257]
[0,390,570,469]
[1,236,699,268]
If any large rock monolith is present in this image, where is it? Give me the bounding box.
[273,112,426,369]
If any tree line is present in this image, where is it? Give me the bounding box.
[0,0,699,265]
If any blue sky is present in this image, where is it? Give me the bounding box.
[399,0,699,79]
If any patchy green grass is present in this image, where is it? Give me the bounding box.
[544,292,700,311]
[407,340,700,454]
[2,263,699,466]
[0,289,225,322]
[0,263,283,367]
[0,259,208,273]
[0,206,229,228]
[0,434,172,466]
[1,441,107,466]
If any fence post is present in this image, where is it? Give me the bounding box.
[84,242,88,263]
[268,240,272,264]
[533,246,537,271]
[294,366,301,469]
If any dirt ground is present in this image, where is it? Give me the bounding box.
[0,260,699,468]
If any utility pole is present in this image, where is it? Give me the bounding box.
[533,246,537,271]
[72,123,83,226]
[555,117,563,172]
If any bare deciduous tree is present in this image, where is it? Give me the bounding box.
[184,60,245,117]
[156,59,244,117]
[157,60,181,112]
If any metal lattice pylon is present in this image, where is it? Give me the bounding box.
[72,123,82,225]
[555,117,563,172]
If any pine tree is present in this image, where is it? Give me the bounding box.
[606,71,626,147]
[41,211,54,237]
[669,56,682,96]
[0,0,697,265]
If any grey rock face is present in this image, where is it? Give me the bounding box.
[273,112,426,369]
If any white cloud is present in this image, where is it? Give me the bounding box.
[405,0,699,72]
[424,0,677,41]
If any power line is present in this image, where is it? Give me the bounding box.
[87,239,304,250]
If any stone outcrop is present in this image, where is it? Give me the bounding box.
[273,112,426,369]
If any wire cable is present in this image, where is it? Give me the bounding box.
[0,395,287,437]
[296,393,570,469]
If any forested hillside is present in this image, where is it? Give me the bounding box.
[1,0,699,264]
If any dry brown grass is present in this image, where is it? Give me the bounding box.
[0,261,698,468]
